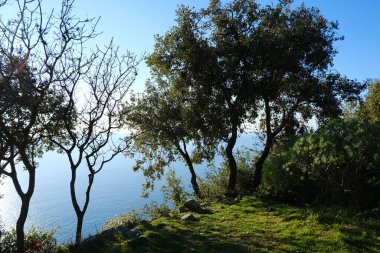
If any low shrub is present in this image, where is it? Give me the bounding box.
[0,227,58,253]
[143,201,171,220]
[161,168,189,206]
[101,209,142,231]
[199,149,256,199]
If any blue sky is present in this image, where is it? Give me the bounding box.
[3,0,379,90]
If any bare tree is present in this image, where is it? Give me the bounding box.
[47,40,139,247]
[0,0,99,252]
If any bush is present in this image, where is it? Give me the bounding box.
[199,149,255,199]
[161,169,189,206]
[260,144,319,204]
[0,227,58,253]
[261,119,380,208]
[101,210,142,231]
[143,201,171,220]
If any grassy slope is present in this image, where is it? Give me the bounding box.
[80,197,380,253]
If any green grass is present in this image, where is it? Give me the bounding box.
[79,196,380,253]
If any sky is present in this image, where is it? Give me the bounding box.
[2,0,379,90]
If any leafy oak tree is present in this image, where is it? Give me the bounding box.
[148,0,363,195]
[0,0,97,252]
[244,1,364,189]
[147,3,251,196]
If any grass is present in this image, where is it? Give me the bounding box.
[78,196,380,253]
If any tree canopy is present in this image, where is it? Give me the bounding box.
[123,80,217,197]
[146,0,364,195]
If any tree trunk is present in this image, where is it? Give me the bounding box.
[16,196,31,253]
[184,154,201,197]
[11,160,35,253]
[225,122,238,197]
[70,168,94,250]
[176,142,201,198]
[70,169,82,249]
[252,137,272,190]
[75,213,84,247]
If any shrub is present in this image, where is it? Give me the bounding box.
[161,169,189,206]
[143,201,171,220]
[101,210,142,231]
[260,145,318,203]
[261,119,380,208]
[0,227,58,253]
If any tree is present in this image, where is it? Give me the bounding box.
[243,1,364,189]
[148,0,364,195]
[46,40,139,247]
[0,0,97,252]
[123,81,216,198]
[147,3,251,196]
[356,79,380,122]
[0,64,64,253]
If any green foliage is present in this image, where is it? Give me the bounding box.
[261,119,380,207]
[123,81,216,196]
[357,80,380,122]
[143,201,171,220]
[101,210,142,231]
[260,143,318,203]
[0,227,58,253]
[102,202,170,232]
[199,164,230,200]
[161,169,189,207]
[199,149,256,199]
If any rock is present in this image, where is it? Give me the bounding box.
[81,235,102,246]
[99,227,116,238]
[184,199,202,212]
[81,226,140,246]
[182,199,212,214]
[181,213,196,221]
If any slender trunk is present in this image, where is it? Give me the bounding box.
[176,142,201,198]
[70,169,82,248]
[16,196,31,253]
[183,153,201,197]
[13,168,35,253]
[75,213,84,247]
[252,98,273,191]
[225,121,238,197]
[252,136,272,190]
[70,168,94,249]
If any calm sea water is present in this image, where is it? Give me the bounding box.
[0,134,259,243]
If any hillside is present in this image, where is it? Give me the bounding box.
[79,196,380,253]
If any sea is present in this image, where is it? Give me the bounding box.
[0,133,259,243]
